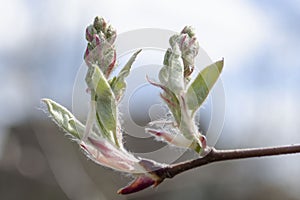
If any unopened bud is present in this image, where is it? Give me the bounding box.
[181,26,195,38]
[93,16,106,32]
[106,25,117,44]
[86,25,96,42]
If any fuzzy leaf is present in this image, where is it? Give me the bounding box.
[186,59,224,114]
[85,65,118,145]
[80,137,143,173]
[42,98,84,139]
[159,44,184,93]
[110,49,142,100]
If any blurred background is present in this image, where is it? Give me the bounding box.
[1,0,300,199]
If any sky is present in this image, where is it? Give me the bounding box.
[1,0,300,198]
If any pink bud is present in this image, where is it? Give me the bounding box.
[85,25,94,42]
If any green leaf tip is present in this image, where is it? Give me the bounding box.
[186,59,224,114]
[41,98,84,140]
[110,49,142,101]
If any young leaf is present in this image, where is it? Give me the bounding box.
[85,65,118,146]
[110,49,142,101]
[42,98,85,140]
[159,44,184,93]
[186,59,224,114]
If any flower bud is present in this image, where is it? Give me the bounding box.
[181,26,195,37]
[93,16,106,32]
[85,25,96,42]
[106,25,117,44]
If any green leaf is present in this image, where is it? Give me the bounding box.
[159,44,184,93]
[186,59,224,114]
[110,49,142,101]
[85,65,118,145]
[42,98,84,140]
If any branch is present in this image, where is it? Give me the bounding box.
[155,144,300,180]
[118,143,300,194]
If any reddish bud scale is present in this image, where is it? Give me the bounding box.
[199,135,207,149]
[146,76,170,95]
[160,93,176,107]
[84,48,89,59]
[180,35,187,50]
[148,129,174,144]
[148,129,162,137]
[117,176,155,194]
[85,26,94,42]
[118,159,164,194]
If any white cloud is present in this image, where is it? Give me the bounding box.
[1,0,270,70]
[78,0,270,71]
[0,0,32,51]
